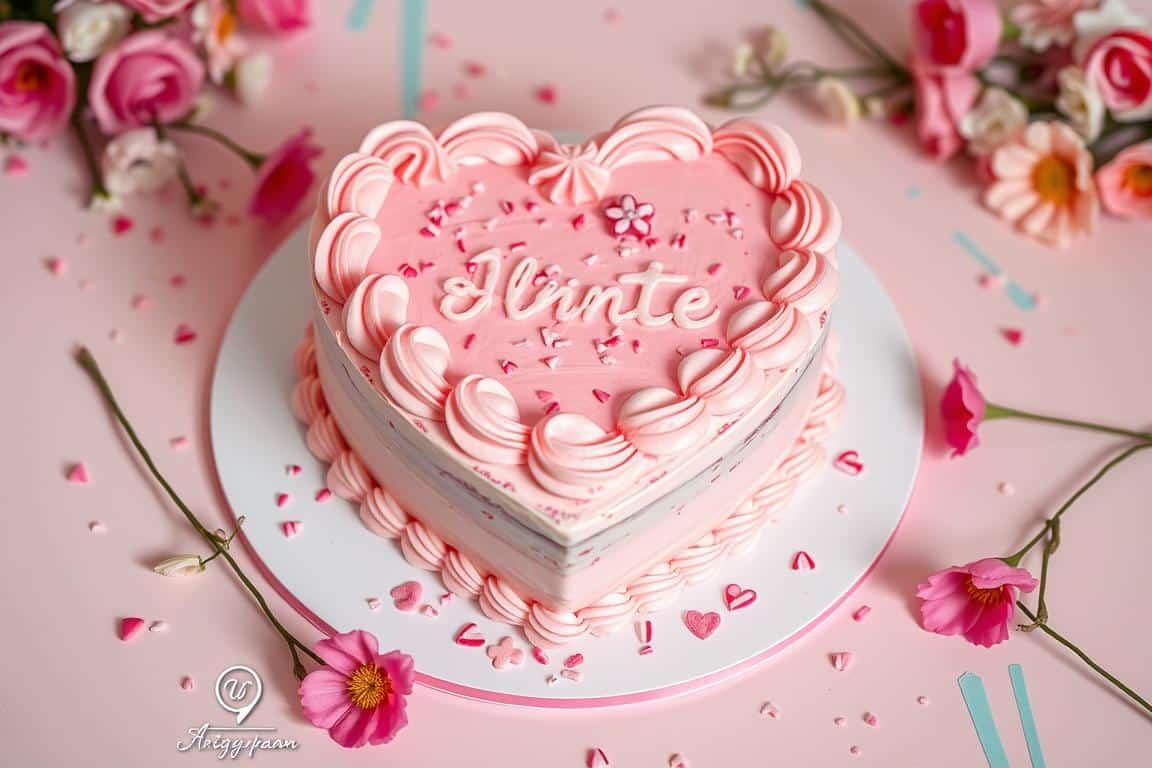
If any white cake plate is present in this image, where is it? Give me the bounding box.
[210,226,922,708]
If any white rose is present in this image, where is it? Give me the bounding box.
[231,53,272,105]
[814,78,860,125]
[958,88,1028,156]
[752,26,789,71]
[57,1,131,63]
[1073,0,1149,57]
[153,554,207,577]
[1055,67,1105,142]
[731,42,754,77]
[101,129,182,199]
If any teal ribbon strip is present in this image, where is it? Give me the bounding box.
[1009,664,1047,768]
[400,0,428,119]
[951,231,1037,312]
[346,0,375,31]
[958,672,1011,768]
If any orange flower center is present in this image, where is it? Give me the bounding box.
[346,663,391,710]
[216,10,237,42]
[1031,155,1076,205]
[14,61,47,93]
[1123,163,1152,198]
[965,578,1007,606]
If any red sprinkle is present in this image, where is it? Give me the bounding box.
[563,653,584,668]
[544,401,561,415]
[463,61,487,77]
[418,260,435,272]
[700,338,720,348]
[602,335,622,347]
[531,646,549,664]
[852,605,872,622]
[499,200,515,215]
[732,285,751,301]
[463,333,477,350]
[535,390,555,402]
[535,84,558,105]
[706,263,722,276]
[791,550,816,571]
[670,233,686,249]
[112,215,134,235]
[173,324,197,345]
[1001,327,1024,346]
[444,201,462,216]
[592,389,611,403]
[286,464,302,476]
[275,492,291,508]
[524,200,540,213]
[399,263,419,278]
[571,213,587,230]
[281,520,302,538]
[45,257,67,276]
[315,488,333,503]
[509,241,527,253]
[638,644,654,655]
[418,225,439,238]
[499,359,518,375]
[631,339,642,354]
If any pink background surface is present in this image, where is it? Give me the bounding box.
[3,1,1149,764]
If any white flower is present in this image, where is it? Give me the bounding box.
[153,554,206,577]
[101,129,181,199]
[814,78,860,125]
[1055,67,1105,142]
[57,1,131,62]
[731,42,754,77]
[958,88,1029,156]
[1012,0,1085,52]
[1073,0,1149,57]
[605,194,654,237]
[191,0,246,83]
[231,53,272,105]
[752,26,789,71]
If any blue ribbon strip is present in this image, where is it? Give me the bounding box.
[1009,664,1047,768]
[958,672,1011,768]
[951,231,1037,312]
[400,0,427,119]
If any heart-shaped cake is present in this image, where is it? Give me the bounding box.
[294,106,844,647]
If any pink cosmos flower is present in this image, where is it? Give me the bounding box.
[910,58,980,160]
[941,358,986,456]
[1083,29,1152,122]
[238,0,312,34]
[88,31,205,134]
[917,558,1038,647]
[249,128,322,223]
[984,121,1099,248]
[1012,0,1097,52]
[1095,140,1152,217]
[298,630,414,748]
[0,22,76,140]
[911,0,1003,72]
[119,0,197,22]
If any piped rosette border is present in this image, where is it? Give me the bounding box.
[307,106,842,505]
[292,326,844,647]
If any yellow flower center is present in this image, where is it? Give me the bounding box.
[14,61,46,93]
[965,578,1007,606]
[216,10,237,42]
[346,663,391,710]
[1123,163,1152,197]
[1031,155,1076,205]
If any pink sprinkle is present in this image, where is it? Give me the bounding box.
[444,201,462,216]
[88,521,106,533]
[509,241,527,253]
[571,213,587,230]
[180,676,195,691]
[399,263,419,278]
[418,225,440,239]
[3,154,28,176]
[638,644,654,655]
[524,200,540,213]
[586,747,610,768]
[286,464,302,476]
[131,294,150,310]
[420,604,440,618]
[560,668,583,682]
[759,701,780,719]
[833,716,847,727]
[417,89,440,112]
[535,389,555,402]
[1001,327,1024,346]
[464,260,478,275]
[170,274,186,287]
[593,388,611,403]
[791,550,815,571]
[583,253,599,266]
[463,60,487,77]
[45,257,67,276]
[706,263,722,276]
[700,338,720,348]
[726,211,742,227]
[439,592,453,605]
[632,340,642,354]
[366,597,382,611]
[281,520,302,538]
[149,226,166,243]
[544,401,561,415]
[863,712,879,727]
[531,646,549,665]
[275,492,291,508]
[315,488,333,503]
[705,212,726,225]
[670,233,686,249]
[418,260,436,272]
[830,651,854,671]
[428,31,453,49]
[837,503,849,514]
[852,605,872,622]
[119,617,146,642]
[849,746,861,757]
[540,355,559,370]
[535,84,558,105]
[169,435,189,450]
[998,481,1016,496]
[463,333,477,350]
[108,328,123,344]
[173,324,197,345]
[732,285,751,300]
[917,695,930,705]
[499,200,515,215]
[978,272,1006,290]
[66,463,90,485]
[643,236,659,249]
[499,359,518,375]
[112,215,134,235]
[564,653,585,669]
[603,334,622,347]
[682,208,698,223]
[635,619,653,643]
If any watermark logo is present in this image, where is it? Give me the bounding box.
[176,664,299,759]
[214,666,262,725]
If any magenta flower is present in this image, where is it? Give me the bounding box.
[916,558,1038,647]
[249,128,322,223]
[941,358,986,456]
[910,0,1003,73]
[298,630,414,748]
[238,0,313,34]
[0,22,76,141]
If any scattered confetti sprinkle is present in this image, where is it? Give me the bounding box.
[917,695,930,705]
[169,435,188,450]
[149,226,166,243]
[89,521,107,534]
[668,753,689,768]
[286,464,302,476]
[759,701,780,719]
[66,462,90,484]
[863,712,879,727]
[315,488,332,503]
[849,745,861,756]
[3,154,28,176]
[587,747,610,767]
[180,676,195,691]
[563,653,584,669]
[419,604,439,618]
[1001,327,1024,346]
[111,215,134,235]
[638,644,654,655]
[417,89,441,112]
[560,668,584,682]
[535,84,558,105]
[390,581,422,612]
[998,481,1016,496]
[281,520,302,538]
[706,263,722,276]
[833,716,847,727]
[852,605,872,622]
[170,274,187,288]
[454,622,485,647]
[831,651,854,671]
[833,450,864,475]
[173,324,197,345]
[428,31,453,49]
[45,257,67,276]
[592,388,611,403]
[791,550,815,571]
[531,646,549,664]
[275,492,291,509]
[149,620,169,633]
[366,597,382,611]
[486,636,525,669]
[635,619,653,643]
[119,617,146,642]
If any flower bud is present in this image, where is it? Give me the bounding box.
[153,554,207,577]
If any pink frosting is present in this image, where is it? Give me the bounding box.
[326,152,394,218]
[595,106,713,168]
[677,348,765,416]
[617,387,711,457]
[343,274,409,360]
[527,414,641,499]
[575,591,637,637]
[726,300,812,370]
[762,249,840,318]
[667,532,725,584]
[441,549,485,597]
[527,138,611,205]
[712,119,801,193]
[327,450,373,503]
[379,325,451,420]
[399,520,448,571]
[523,604,590,649]
[437,112,539,166]
[291,375,326,422]
[358,120,454,186]
[359,487,409,538]
[711,503,767,555]
[626,563,685,614]
[293,329,316,376]
[478,577,530,625]
[305,414,346,462]
[769,180,842,254]
[444,375,530,465]
[313,212,379,304]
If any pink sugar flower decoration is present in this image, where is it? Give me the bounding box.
[916,558,1038,647]
[983,121,1098,248]
[605,194,655,237]
[298,630,414,748]
[250,128,323,224]
[941,358,985,457]
[1094,140,1152,219]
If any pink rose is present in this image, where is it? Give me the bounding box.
[87,31,204,134]
[941,358,986,456]
[0,22,76,140]
[238,0,312,34]
[118,0,197,22]
[917,558,1037,647]
[250,128,322,223]
[911,58,980,160]
[1083,29,1152,121]
[1095,140,1152,217]
[911,0,1003,72]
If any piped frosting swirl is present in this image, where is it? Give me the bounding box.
[379,324,451,420]
[358,120,454,186]
[343,274,409,360]
[528,414,640,498]
[677,348,765,416]
[617,387,711,457]
[445,375,530,465]
[726,300,812,370]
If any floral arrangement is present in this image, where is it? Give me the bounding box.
[0,0,319,223]
[708,0,1152,248]
[924,359,1150,714]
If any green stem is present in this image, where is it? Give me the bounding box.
[168,121,265,168]
[1018,518,1058,631]
[70,112,110,204]
[806,0,909,78]
[75,348,323,678]
[1016,602,1151,716]
[986,404,1152,442]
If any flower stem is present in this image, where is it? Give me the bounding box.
[168,121,265,168]
[70,112,111,205]
[75,347,324,678]
[1016,602,1151,716]
[985,404,1152,442]
[1018,517,1058,631]
[806,0,909,78]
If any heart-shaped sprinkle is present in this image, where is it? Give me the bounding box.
[833,450,864,475]
[1001,327,1023,346]
[682,610,721,640]
[723,583,757,611]
[454,622,485,647]
[791,550,815,570]
[390,581,423,612]
[66,462,90,484]
[275,492,291,508]
[586,747,610,767]
[281,520,302,538]
[180,676,195,691]
[119,617,146,642]
[831,651,854,671]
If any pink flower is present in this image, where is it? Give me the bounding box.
[1095,140,1152,217]
[1012,0,1097,52]
[119,0,197,23]
[941,358,986,456]
[604,193,655,237]
[298,630,413,748]
[250,128,322,223]
[0,22,76,140]
[910,0,1003,72]
[984,121,1099,247]
[917,558,1038,647]
[238,0,312,34]
[87,31,205,134]
[1083,29,1152,121]
[910,58,980,160]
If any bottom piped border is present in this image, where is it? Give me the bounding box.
[290,324,845,648]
